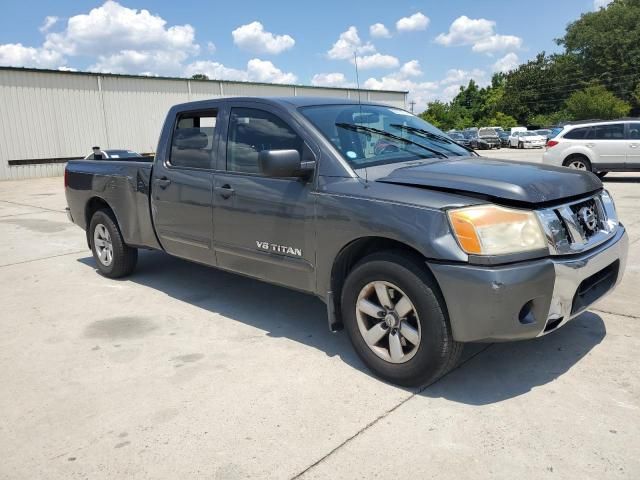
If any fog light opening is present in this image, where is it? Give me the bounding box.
[518,300,536,325]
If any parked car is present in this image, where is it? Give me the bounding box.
[543,119,640,177]
[449,132,472,148]
[477,127,501,149]
[84,147,145,160]
[464,130,491,150]
[535,129,553,141]
[64,97,627,387]
[498,131,510,147]
[509,131,547,149]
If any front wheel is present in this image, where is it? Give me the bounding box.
[89,210,138,278]
[341,251,462,387]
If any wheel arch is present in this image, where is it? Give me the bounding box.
[328,236,435,331]
[85,197,119,247]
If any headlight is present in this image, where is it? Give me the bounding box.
[600,190,619,232]
[448,205,547,255]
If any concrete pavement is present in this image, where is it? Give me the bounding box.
[0,154,638,479]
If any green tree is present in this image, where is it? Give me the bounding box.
[477,112,518,129]
[190,73,209,80]
[564,84,630,120]
[558,0,640,102]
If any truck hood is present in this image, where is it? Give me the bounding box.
[373,157,601,206]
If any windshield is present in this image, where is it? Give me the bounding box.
[521,131,537,137]
[300,104,470,168]
[449,133,464,140]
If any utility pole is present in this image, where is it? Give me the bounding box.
[409,100,416,113]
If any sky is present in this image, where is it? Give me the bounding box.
[0,0,612,111]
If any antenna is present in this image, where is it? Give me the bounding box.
[354,51,362,109]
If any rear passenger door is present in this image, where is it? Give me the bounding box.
[150,108,218,265]
[588,123,626,168]
[212,103,317,292]
[627,122,640,166]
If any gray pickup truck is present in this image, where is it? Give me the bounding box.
[65,97,628,386]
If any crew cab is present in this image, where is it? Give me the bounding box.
[65,97,628,387]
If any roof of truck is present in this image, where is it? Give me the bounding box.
[171,96,404,111]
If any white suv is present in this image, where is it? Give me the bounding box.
[542,119,640,177]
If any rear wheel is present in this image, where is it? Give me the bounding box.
[341,251,462,387]
[89,210,137,278]
[563,155,592,172]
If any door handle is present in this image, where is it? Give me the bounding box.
[630,144,639,149]
[215,184,235,199]
[155,177,171,188]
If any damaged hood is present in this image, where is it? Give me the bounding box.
[372,157,602,206]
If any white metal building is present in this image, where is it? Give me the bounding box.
[0,67,407,181]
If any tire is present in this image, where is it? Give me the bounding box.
[341,251,463,387]
[89,209,138,278]
[518,142,523,149]
[563,155,592,172]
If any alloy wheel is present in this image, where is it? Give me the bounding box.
[93,224,113,266]
[355,281,421,364]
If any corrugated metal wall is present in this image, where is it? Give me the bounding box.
[0,68,406,180]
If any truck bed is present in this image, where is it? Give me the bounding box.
[65,159,161,250]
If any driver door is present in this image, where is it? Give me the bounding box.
[212,103,317,292]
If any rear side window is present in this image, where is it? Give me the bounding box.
[628,123,640,140]
[563,127,590,139]
[592,123,625,140]
[226,108,303,174]
[170,110,217,168]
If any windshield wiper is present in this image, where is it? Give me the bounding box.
[335,123,448,159]
[389,124,478,156]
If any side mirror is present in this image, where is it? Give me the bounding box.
[258,149,314,178]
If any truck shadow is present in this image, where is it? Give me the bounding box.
[422,312,605,405]
[77,250,606,404]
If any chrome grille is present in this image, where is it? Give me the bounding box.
[537,191,618,255]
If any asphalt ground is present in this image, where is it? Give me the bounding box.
[1,149,638,479]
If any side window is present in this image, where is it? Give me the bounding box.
[170,110,217,168]
[227,108,303,174]
[564,127,589,140]
[592,123,625,140]
[628,123,640,140]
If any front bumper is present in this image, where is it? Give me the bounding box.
[428,226,628,342]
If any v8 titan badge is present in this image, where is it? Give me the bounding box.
[256,241,302,257]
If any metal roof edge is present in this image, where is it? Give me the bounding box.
[0,66,409,95]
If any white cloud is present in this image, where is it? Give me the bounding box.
[441,68,486,85]
[327,26,375,60]
[594,0,612,8]
[43,1,198,58]
[90,49,188,75]
[184,61,248,81]
[39,16,59,33]
[206,42,216,53]
[369,23,391,38]
[231,21,295,55]
[355,53,399,70]
[493,52,519,73]
[0,43,65,69]
[184,58,297,84]
[435,15,522,54]
[399,60,422,77]
[311,72,353,88]
[396,12,430,32]
[472,34,522,53]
